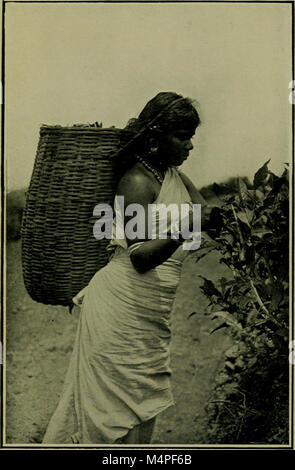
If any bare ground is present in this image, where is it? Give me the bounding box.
[5,240,232,444]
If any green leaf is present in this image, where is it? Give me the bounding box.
[276,327,288,337]
[225,344,239,359]
[216,372,231,385]
[211,311,243,331]
[225,360,236,371]
[219,277,229,295]
[222,382,239,395]
[253,159,271,189]
[254,189,265,201]
[235,358,245,369]
[269,288,283,311]
[237,297,251,309]
[199,276,222,297]
[238,177,250,205]
[252,228,273,238]
[237,211,250,227]
[222,233,234,245]
[245,209,254,222]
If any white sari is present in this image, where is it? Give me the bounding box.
[43,166,195,444]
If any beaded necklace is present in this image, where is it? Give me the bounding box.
[136,155,165,184]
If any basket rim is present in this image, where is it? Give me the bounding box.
[40,124,127,132]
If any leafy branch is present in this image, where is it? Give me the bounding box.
[193,160,289,444]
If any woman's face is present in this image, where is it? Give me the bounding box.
[157,126,196,167]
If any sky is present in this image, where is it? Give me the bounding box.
[4,1,292,192]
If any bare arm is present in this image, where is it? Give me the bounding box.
[116,169,182,273]
[178,170,223,237]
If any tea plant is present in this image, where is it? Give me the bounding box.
[195,160,289,443]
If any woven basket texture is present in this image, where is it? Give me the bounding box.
[21,125,131,306]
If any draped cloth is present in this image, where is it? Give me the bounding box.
[42,166,194,444]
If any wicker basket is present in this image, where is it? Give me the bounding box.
[21,124,131,306]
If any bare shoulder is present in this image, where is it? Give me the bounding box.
[116,164,155,205]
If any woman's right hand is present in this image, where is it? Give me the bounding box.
[170,203,223,244]
[170,202,199,243]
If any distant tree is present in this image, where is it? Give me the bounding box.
[200,176,252,202]
[6,188,27,241]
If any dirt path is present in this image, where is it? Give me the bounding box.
[5,240,231,444]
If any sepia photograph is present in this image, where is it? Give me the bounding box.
[1,0,294,452]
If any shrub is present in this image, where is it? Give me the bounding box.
[200,176,252,202]
[6,188,26,241]
[194,161,289,444]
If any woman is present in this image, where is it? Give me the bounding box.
[42,91,211,445]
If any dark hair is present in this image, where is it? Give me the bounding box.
[114,91,201,172]
[136,91,200,133]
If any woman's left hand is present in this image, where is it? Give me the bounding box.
[202,205,224,238]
